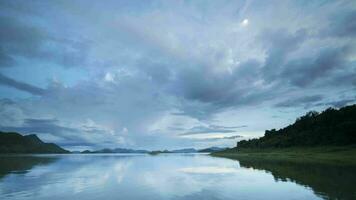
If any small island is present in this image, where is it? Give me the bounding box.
[213,104,356,164]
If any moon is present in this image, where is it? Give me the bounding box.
[241,19,249,26]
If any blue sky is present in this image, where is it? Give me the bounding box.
[0,0,355,150]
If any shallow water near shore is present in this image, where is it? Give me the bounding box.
[0,154,355,200]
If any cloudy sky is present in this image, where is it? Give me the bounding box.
[0,0,355,150]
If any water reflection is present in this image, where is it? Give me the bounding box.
[0,154,354,200]
[234,157,356,200]
[179,166,239,174]
[0,155,58,179]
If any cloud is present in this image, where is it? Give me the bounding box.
[322,10,356,38]
[0,98,24,126]
[222,135,243,140]
[0,118,78,142]
[188,135,243,142]
[0,117,125,149]
[0,15,90,68]
[260,28,307,82]
[0,48,15,67]
[0,73,46,95]
[275,95,324,108]
[0,118,82,143]
[315,98,356,108]
[0,0,356,149]
[179,125,246,136]
[281,45,354,87]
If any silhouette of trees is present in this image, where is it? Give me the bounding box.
[237,104,356,148]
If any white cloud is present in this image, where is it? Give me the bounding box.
[104,72,115,82]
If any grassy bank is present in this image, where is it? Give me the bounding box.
[211,145,356,165]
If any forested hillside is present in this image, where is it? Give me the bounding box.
[0,132,69,153]
[237,105,356,148]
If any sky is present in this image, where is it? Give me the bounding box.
[0,0,355,151]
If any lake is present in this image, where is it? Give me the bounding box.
[0,154,355,200]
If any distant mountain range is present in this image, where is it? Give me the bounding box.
[82,148,149,154]
[0,131,227,154]
[197,147,227,153]
[171,148,198,153]
[0,131,69,154]
[161,147,227,153]
[81,147,227,154]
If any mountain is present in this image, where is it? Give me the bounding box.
[112,148,149,153]
[0,131,69,154]
[148,147,227,154]
[236,104,356,149]
[171,148,198,153]
[198,147,227,153]
[82,148,149,154]
[81,146,228,154]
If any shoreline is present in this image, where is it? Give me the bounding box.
[211,146,356,165]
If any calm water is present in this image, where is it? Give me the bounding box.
[0,154,355,200]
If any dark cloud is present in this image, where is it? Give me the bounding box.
[168,59,269,120]
[323,10,356,38]
[0,0,46,16]
[172,66,233,104]
[315,98,356,108]
[0,48,15,67]
[0,73,46,95]
[0,118,76,136]
[0,16,46,56]
[0,15,90,68]
[167,28,329,120]
[260,28,307,82]
[221,135,243,140]
[327,99,356,108]
[282,45,353,87]
[275,95,324,108]
[0,98,16,106]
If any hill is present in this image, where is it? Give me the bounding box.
[236,104,356,149]
[171,148,198,153]
[198,147,227,153]
[0,131,69,154]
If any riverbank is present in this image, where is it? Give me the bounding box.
[211,146,356,165]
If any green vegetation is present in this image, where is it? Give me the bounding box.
[214,104,356,164]
[238,105,356,148]
[212,146,356,165]
[0,131,69,154]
